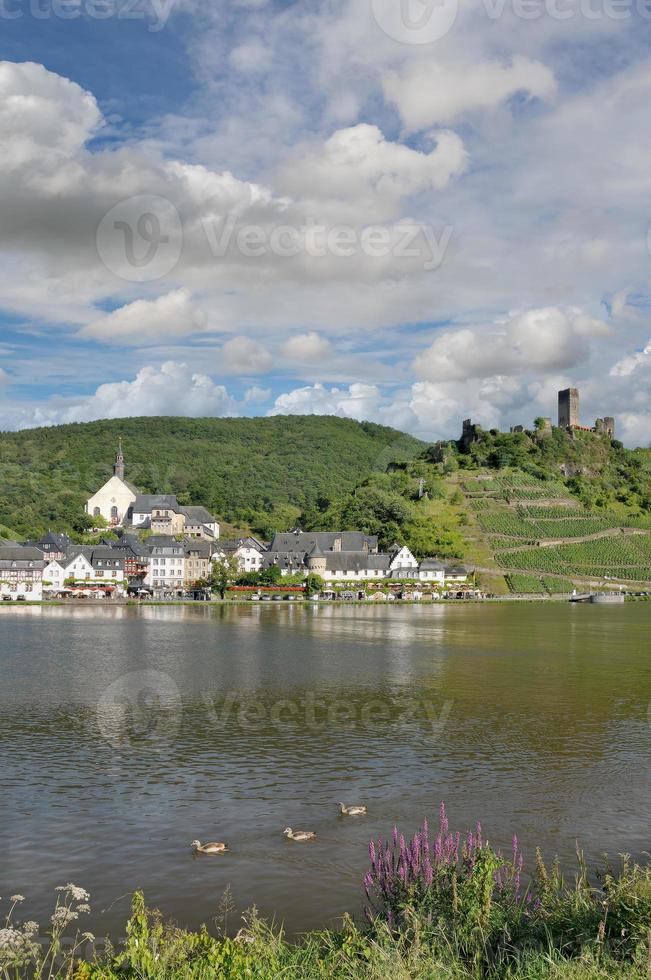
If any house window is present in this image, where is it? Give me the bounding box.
[111,506,118,521]
[93,507,100,517]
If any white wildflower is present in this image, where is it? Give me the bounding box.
[81,932,95,942]
[51,908,77,927]
[76,904,91,914]
[10,895,25,903]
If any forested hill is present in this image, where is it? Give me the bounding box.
[0,416,423,538]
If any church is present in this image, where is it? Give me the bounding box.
[85,441,138,526]
[85,443,220,540]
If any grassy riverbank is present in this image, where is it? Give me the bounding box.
[4,808,651,979]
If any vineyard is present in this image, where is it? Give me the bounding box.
[462,467,651,590]
[506,573,578,594]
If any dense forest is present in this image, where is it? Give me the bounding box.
[0,416,423,539]
[0,416,649,574]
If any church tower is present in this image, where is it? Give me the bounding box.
[113,438,125,480]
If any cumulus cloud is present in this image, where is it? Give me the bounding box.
[0,61,101,173]
[219,336,273,373]
[610,341,651,378]
[27,362,237,426]
[280,332,331,361]
[384,57,557,132]
[277,124,468,219]
[413,307,610,383]
[269,382,383,419]
[79,290,207,345]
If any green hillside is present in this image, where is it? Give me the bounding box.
[1,414,650,594]
[0,416,423,538]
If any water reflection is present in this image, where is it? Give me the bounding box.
[1,603,650,938]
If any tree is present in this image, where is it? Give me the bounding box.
[209,555,240,599]
[304,573,325,596]
[259,564,282,585]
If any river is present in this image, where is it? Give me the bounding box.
[1,602,649,938]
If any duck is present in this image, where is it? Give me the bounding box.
[339,803,367,816]
[283,827,316,842]
[191,839,229,854]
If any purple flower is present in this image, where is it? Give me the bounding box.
[439,802,448,837]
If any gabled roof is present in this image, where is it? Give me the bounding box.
[0,546,46,563]
[132,494,180,513]
[180,506,215,523]
[219,536,265,553]
[324,552,391,572]
[268,531,379,553]
[183,539,213,558]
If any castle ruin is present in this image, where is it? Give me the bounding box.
[457,388,615,448]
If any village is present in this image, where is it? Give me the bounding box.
[0,443,473,603]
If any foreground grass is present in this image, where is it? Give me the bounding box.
[4,807,651,979]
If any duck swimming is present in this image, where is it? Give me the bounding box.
[283,827,316,841]
[191,839,229,854]
[339,803,367,816]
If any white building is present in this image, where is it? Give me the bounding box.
[85,442,137,526]
[43,559,66,593]
[0,547,45,601]
[145,536,185,594]
[216,537,265,573]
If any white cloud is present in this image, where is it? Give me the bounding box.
[414,307,610,383]
[384,57,557,132]
[280,332,332,361]
[268,382,383,419]
[0,61,101,174]
[0,367,8,384]
[229,42,272,73]
[24,362,237,426]
[219,336,273,374]
[277,124,468,220]
[79,289,207,345]
[244,385,271,404]
[610,341,651,378]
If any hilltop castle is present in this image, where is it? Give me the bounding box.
[459,387,615,450]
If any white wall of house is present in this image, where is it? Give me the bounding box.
[86,477,136,525]
[418,569,446,583]
[390,546,418,570]
[0,576,43,601]
[43,560,66,591]
[64,554,95,581]
[146,556,185,589]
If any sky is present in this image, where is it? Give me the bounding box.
[1,0,651,445]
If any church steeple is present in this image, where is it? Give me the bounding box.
[113,438,125,480]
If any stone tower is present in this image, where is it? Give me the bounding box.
[558,388,579,428]
[306,542,327,575]
[113,438,125,480]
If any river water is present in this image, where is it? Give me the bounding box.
[1,602,649,939]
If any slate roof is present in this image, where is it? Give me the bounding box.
[132,494,180,513]
[0,546,46,565]
[184,540,213,558]
[145,535,184,554]
[219,536,266,553]
[268,531,379,553]
[324,552,391,572]
[180,506,215,524]
[260,551,307,572]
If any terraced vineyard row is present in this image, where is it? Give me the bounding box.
[506,573,578,594]
[478,512,623,538]
[461,468,651,589]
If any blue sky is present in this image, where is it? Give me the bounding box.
[1,0,651,444]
